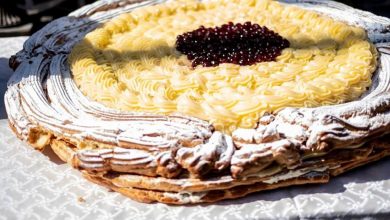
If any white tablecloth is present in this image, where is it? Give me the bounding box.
[1,37,390,219]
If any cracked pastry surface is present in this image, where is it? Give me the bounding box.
[69,0,378,134]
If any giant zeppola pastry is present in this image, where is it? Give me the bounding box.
[5,0,390,204]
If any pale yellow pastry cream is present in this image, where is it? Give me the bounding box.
[69,0,378,134]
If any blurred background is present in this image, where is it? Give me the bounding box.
[0,0,390,37]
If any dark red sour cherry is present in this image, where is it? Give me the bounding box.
[175,22,290,67]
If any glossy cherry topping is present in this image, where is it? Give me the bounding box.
[176,22,290,67]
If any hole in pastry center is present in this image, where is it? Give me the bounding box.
[69,0,378,135]
[175,22,290,67]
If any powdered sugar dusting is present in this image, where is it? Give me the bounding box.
[4,0,390,186]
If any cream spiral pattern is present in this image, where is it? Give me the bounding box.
[69,0,378,134]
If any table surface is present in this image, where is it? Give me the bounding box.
[1,37,390,219]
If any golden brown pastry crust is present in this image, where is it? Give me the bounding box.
[8,121,390,204]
